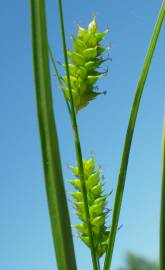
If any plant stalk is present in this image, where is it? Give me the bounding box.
[57,0,98,269]
[97,259,101,270]
[48,45,72,116]
[104,2,165,269]
[30,1,77,269]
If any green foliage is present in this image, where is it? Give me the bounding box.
[30,1,77,269]
[62,17,109,112]
[118,253,159,270]
[104,2,165,269]
[69,157,110,258]
[31,0,165,268]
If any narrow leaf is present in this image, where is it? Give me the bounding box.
[104,2,165,269]
[30,1,77,269]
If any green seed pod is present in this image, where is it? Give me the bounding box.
[82,47,97,60]
[84,61,97,71]
[62,17,110,112]
[75,223,88,234]
[78,66,87,80]
[69,157,110,258]
[87,171,100,189]
[86,35,98,48]
[80,235,90,247]
[84,156,95,176]
[91,182,103,197]
[67,51,85,66]
[74,201,84,212]
[69,179,81,189]
[88,16,98,33]
[77,26,89,41]
[69,191,83,201]
[62,75,77,88]
[67,64,77,75]
[72,89,81,107]
[97,45,111,56]
[71,36,87,53]
[95,29,108,42]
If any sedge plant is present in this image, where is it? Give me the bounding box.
[30,0,165,269]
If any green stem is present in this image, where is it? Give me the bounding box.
[160,116,165,270]
[104,2,165,270]
[57,0,98,269]
[30,1,77,270]
[97,259,101,270]
[48,45,72,116]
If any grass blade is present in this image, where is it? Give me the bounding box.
[48,45,72,116]
[160,116,165,270]
[30,1,77,269]
[104,2,165,269]
[57,0,98,269]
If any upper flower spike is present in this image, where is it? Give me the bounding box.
[62,17,110,112]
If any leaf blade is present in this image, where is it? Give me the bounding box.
[30,1,77,269]
[104,2,165,269]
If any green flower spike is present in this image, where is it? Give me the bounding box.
[62,17,110,112]
[69,157,110,258]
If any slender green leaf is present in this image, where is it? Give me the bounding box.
[104,2,165,269]
[57,0,98,269]
[160,116,165,270]
[48,45,72,116]
[30,1,77,269]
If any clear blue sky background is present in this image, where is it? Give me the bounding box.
[0,1,165,269]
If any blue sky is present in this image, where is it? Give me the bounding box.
[0,0,165,269]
